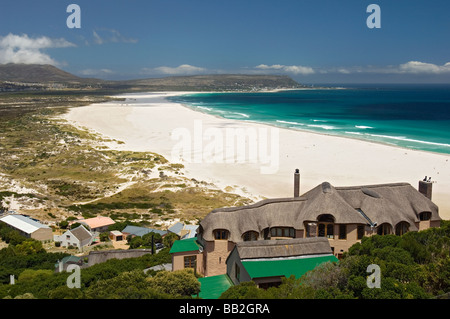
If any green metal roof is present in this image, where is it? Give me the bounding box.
[196,274,233,299]
[241,254,338,279]
[169,237,202,254]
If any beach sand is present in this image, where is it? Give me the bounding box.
[63,92,450,220]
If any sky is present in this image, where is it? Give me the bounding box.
[0,0,450,84]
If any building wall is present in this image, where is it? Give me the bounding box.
[55,230,81,248]
[31,227,53,241]
[327,224,360,257]
[87,249,153,267]
[203,240,235,277]
[172,251,204,275]
[226,249,251,285]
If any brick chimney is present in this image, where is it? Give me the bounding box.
[418,176,432,200]
[294,169,300,197]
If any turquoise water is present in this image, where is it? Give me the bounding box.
[168,85,450,155]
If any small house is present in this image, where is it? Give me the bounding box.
[109,230,124,241]
[54,225,94,250]
[78,216,115,233]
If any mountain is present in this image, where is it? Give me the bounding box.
[0,64,304,92]
[0,63,89,83]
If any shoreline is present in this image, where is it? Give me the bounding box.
[171,91,450,158]
[175,98,450,158]
[62,91,450,219]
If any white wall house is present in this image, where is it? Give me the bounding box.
[54,225,94,250]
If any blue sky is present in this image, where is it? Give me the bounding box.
[1,0,450,83]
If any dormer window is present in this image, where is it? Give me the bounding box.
[242,231,259,241]
[270,227,295,238]
[419,212,432,221]
[213,229,229,240]
[377,223,392,236]
[395,222,409,236]
[317,214,335,239]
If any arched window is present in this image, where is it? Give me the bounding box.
[242,231,259,241]
[395,222,409,236]
[213,229,229,240]
[317,214,335,239]
[419,212,432,221]
[377,223,392,236]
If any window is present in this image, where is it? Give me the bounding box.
[235,263,240,282]
[357,225,365,240]
[270,227,295,238]
[317,215,335,239]
[395,222,409,236]
[184,256,196,268]
[419,212,432,221]
[305,223,317,238]
[66,235,70,240]
[213,229,229,240]
[377,223,392,236]
[318,223,334,239]
[338,225,347,240]
[242,231,258,241]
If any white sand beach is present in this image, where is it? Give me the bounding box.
[63,92,450,220]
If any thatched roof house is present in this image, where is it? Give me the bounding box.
[199,181,440,243]
[172,173,441,277]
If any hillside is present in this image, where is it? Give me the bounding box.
[118,74,304,91]
[0,64,304,92]
[0,63,87,83]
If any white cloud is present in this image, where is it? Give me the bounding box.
[92,29,138,45]
[398,61,450,74]
[151,64,207,75]
[255,64,315,75]
[79,68,114,76]
[316,61,450,76]
[0,33,75,65]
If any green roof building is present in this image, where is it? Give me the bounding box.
[226,237,338,289]
[170,237,204,275]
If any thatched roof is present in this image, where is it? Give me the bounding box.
[333,182,439,231]
[232,237,333,260]
[199,182,439,242]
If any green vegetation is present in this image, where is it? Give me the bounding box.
[0,220,198,299]
[220,220,450,299]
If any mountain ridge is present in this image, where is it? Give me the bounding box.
[0,63,305,92]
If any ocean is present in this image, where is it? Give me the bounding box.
[168,84,450,155]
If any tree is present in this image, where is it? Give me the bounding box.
[14,240,45,255]
[99,232,109,242]
[219,281,268,299]
[163,232,179,248]
[84,270,169,299]
[147,269,200,297]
